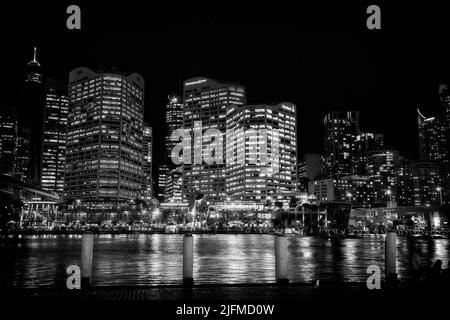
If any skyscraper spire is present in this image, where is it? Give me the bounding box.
[33,46,37,63]
[28,46,40,67]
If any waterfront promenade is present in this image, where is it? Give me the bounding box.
[4,281,443,301]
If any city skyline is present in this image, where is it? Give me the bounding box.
[1,2,450,209]
[2,3,450,310]
[1,50,449,209]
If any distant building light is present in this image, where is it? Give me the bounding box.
[185,79,207,86]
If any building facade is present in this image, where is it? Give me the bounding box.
[0,109,17,175]
[353,132,384,175]
[323,111,360,178]
[164,166,183,203]
[165,94,183,157]
[40,79,68,194]
[299,153,321,180]
[181,77,246,203]
[21,47,45,185]
[64,67,145,203]
[225,103,298,206]
[142,124,153,201]
[157,163,170,200]
[418,109,448,163]
[410,161,450,206]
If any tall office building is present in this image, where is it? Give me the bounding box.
[142,124,153,201]
[323,111,360,178]
[226,103,298,206]
[396,157,415,206]
[366,148,400,205]
[439,84,450,125]
[298,153,321,180]
[165,94,183,157]
[157,164,170,200]
[164,167,183,203]
[418,109,448,163]
[182,77,246,203]
[440,85,450,163]
[0,108,18,175]
[410,161,450,206]
[14,127,31,182]
[40,79,69,194]
[64,67,145,203]
[21,47,45,185]
[353,132,384,175]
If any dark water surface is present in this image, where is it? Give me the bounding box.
[1,234,448,288]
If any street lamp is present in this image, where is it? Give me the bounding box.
[386,189,392,208]
[436,187,443,205]
[346,192,352,203]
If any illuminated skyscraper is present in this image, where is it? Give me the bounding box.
[157,164,169,200]
[14,127,31,182]
[323,111,359,178]
[142,124,153,201]
[164,167,183,203]
[226,103,298,206]
[160,94,183,202]
[410,161,450,206]
[40,79,69,194]
[64,67,145,203]
[418,109,448,163]
[165,94,183,156]
[353,132,384,175]
[366,148,400,204]
[396,157,415,206]
[182,77,246,203]
[21,47,45,185]
[0,108,18,175]
[417,84,450,163]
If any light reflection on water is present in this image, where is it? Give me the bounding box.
[0,234,448,288]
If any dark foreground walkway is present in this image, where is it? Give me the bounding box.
[2,283,447,319]
[3,282,446,301]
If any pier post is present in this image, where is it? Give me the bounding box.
[183,233,194,287]
[81,232,94,288]
[275,234,289,285]
[385,231,397,282]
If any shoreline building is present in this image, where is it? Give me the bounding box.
[21,47,46,185]
[181,77,246,204]
[159,94,183,203]
[142,124,153,202]
[164,166,183,203]
[165,94,183,157]
[323,111,360,178]
[0,108,18,176]
[366,147,400,205]
[14,127,31,182]
[157,164,170,200]
[64,67,145,204]
[418,85,450,164]
[225,102,298,208]
[418,109,449,163]
[353,132,384,175]
[40,79,68,194]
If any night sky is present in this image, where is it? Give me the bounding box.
[2,1,450,175]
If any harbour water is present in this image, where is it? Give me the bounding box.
[1,234,449,288]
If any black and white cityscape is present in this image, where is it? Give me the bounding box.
[0,2,450,312]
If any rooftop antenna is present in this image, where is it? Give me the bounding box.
[32,46,37,63]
